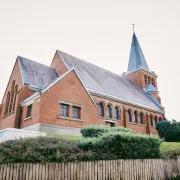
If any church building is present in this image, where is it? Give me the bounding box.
[0,33,165,136]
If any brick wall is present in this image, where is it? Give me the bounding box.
[0,60,34,130]
[125,70,158,90]
[20,69,163,135]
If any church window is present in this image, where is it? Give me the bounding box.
[98,103,104,117]
[114,106,120,120]
[26,104,32,118]
[107,104,112,118]
[144,75,148,84]
[12,85,18,111]
[60,104,69,117]
[128,109,132,122]
[152,78,155,86]
[134,111,138,123]
[150,115,153,126]
[4,81,19,116]
[154,116,158,126]
[9,81,15,113]
[140,112,144,124]
[4,92,10,116]
[72,106,81,119]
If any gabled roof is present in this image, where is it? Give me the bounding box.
[144,83,158,93]
[57,50,164,112]
[21,68,96,106]
[18,56,59,87]
[127,33,150,73]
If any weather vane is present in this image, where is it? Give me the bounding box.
[132,23,135,33]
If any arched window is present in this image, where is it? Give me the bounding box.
[159,117,162,121]
[154,116,158,126]
[150,115,153,126]
[140,112,144,124]
[12,85,18,111]
[148,77,151,84]
[144,75,147,84]
[4,92,10,116]
[128,109,132,122]
[98,103,104,117]
[134,111,138,123]
[9,81,15,113]
[114,106,120,120]
[107,104,112,118]
[152,78,155,86]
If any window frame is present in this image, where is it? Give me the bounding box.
[144,75,148,84]
[114,106,120,120]
[60,103,69,117]
[98,102,104,117]
[107,104,112,119]
[154,116,158,126]
[134,111,138,124]
[4,92,11,116]
[128,109,132,122]
[150,115,153,126]
[140,112,144,125]
[72,106,81,119]
[26,104,32,118]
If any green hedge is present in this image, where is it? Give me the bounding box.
[156,121,180,142]
[0,132,162,163]
[78,132,162,159]
[0,137,83,163]
[81,125,134,137]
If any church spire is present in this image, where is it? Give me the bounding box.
[127,32,150,73]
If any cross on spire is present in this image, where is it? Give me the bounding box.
[132,23,135,33]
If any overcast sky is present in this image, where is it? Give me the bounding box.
[0,0,180,120]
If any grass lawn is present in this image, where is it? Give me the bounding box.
[160,142,180,159]
[47,134,79,141]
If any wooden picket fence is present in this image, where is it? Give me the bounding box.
[0,158,180,180]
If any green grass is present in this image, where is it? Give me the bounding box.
[47,134,79,141]
[160,142,180,159]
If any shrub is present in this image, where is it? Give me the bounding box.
[81,125,134,137]
[160,142,180,159]
[0,137,83,163]
[156,121,180,142]
[78,132,162,159]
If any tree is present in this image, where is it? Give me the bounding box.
[156,120,180,142]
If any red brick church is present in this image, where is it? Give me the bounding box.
[0,33,165,136]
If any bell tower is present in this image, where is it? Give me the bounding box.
[124,32,161,104]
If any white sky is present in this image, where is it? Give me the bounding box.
[0,0,180,120]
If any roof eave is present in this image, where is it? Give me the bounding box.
[87,88,164,114]
[124,68,158,77]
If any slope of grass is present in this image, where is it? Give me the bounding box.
[47,134,79,141]
[160,142,180,159]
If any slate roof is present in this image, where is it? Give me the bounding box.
[18,56,59,87]
[127,33,150,72]
[57,50,163,112]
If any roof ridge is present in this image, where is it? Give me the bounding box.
[18,56,56,70]
[57,50,128,80]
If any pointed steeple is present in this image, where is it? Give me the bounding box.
[127,33,150,72]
